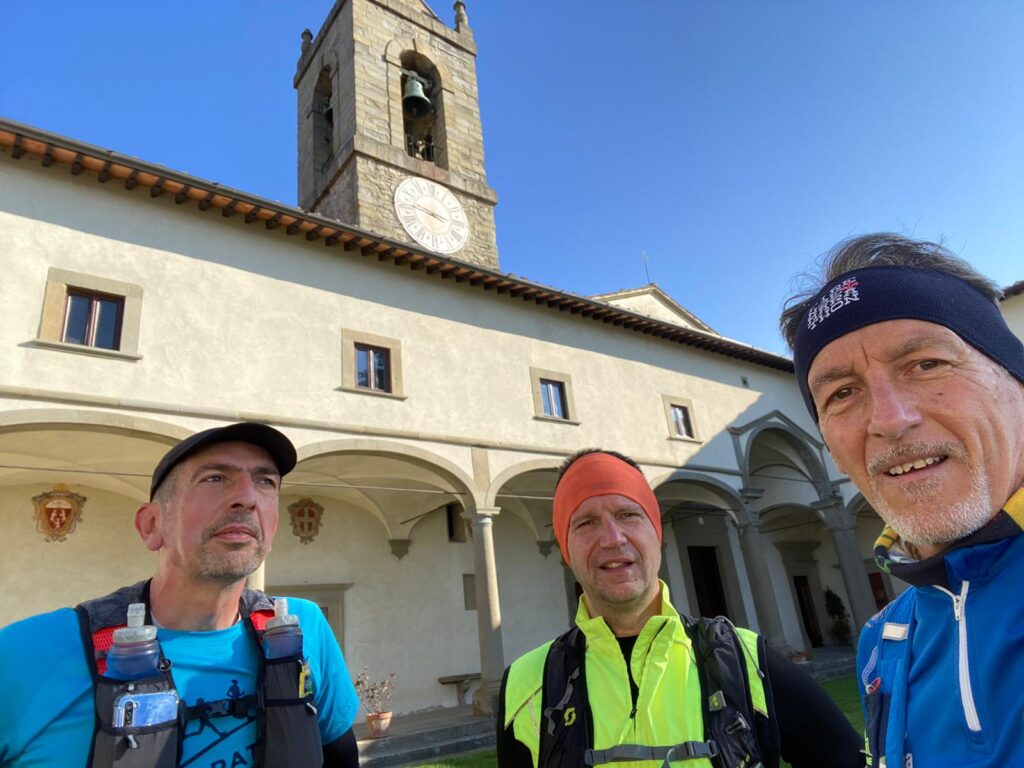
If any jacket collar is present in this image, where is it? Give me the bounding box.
[575,580,681,641]
[874,486,1024,588]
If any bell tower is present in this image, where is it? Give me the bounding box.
[295,0,499,268]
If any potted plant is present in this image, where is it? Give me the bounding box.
[354,666,396,738]
[824,587,852,646]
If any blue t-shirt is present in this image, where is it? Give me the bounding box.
[0,597,358,767]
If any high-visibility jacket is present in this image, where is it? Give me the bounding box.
[503,583,770,767]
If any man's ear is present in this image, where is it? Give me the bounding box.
[135,502,164,552]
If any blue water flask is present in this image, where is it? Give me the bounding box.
[105,603,161,680]
[261,598,303,659]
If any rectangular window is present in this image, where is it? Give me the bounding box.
[463,574,477,611]
[671,404,694,438]
[529,367,577,424]
[355,344,391,392]
[540,379,568,419]
[63,291,124,350]
[662,395,700,441]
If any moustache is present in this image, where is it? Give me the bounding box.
[202,515,262,543]
[866,441,964,475]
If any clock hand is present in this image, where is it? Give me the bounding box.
[414,204,447,222]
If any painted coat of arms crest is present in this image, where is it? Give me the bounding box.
[288,497,323,544]
[33,484,86,542]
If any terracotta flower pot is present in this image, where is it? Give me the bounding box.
[366,711,393,738]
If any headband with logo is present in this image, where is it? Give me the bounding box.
[793,265,1024,422]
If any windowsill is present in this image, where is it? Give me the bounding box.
[31,338,142,361]
[337,385,408,401]
[668,434,703,445]
[532,414,580,426]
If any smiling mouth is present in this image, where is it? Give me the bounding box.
[886,455,947,476]
[599,559,635,570]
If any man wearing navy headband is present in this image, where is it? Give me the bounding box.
[780,233,1024,767]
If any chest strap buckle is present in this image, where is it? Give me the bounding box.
[584,739,719,766]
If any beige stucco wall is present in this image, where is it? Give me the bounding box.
[1003,292,1024,339]
[600,293,702,330]
[0,150,855,710]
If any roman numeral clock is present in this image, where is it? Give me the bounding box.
[393,177,470,255]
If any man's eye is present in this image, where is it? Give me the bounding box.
[258,477,279,488]
[202,474,224,483]
[916,359,942,371]
[829,386,854,403]
[574,519,593,530]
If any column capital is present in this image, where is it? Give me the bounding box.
[736,518,763,533]
[467,506,500,519]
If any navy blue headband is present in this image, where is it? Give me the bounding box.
[793,265,1024,421]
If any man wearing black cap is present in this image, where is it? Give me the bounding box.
[781,234,1024,767]
[0,423,360,767]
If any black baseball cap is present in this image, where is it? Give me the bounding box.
[150,422,297,499]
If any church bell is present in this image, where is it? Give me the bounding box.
[402,77,432,119]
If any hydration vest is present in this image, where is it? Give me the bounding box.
[857,590,916,767]
[537,616,771,768]
[75,580,323,768]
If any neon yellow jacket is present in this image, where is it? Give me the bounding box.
[503,582,768,767]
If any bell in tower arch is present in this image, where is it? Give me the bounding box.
[402,76,432,119]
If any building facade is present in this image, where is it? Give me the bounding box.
[4,0,1015,715]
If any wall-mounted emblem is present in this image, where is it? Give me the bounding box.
[33,484,86,542]
[288,497,323,544]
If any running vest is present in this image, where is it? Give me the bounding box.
[511,616,771,768]
[75,580,323,768]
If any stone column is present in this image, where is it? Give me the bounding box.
[468,506,504,715]
[659,518,689,613]
[736,520,788,649]
[826,521,877,633]
[247,562,266,591]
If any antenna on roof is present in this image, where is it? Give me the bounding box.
[641,251,652,284]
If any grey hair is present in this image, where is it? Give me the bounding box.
[779,233,1002,351]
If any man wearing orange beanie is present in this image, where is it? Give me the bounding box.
[497,449,863,768]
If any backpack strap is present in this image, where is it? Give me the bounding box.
[683,615,766,768]
[538,626,593,768]
[858,592,916,765]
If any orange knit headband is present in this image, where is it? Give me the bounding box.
[552,452,661,564]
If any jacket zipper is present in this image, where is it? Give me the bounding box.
[935,581,981,733]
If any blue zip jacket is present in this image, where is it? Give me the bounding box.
[858,488,1024,766]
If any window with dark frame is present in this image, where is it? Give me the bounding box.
[62,290,124,350]
[539,378,569,419]
[670,403,695,438]
[355,344,391,392]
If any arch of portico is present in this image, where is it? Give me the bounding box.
[651,471,751,624]
[741,418,877,636]
[485,460,571,665]
[0,410,203,625]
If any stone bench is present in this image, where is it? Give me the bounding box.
[438,672,481,704]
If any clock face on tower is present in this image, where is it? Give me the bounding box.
[393,177,470,254]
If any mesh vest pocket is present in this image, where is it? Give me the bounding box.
[93,720,178,768]
[259,656,323,767]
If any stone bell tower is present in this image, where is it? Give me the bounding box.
[295,0,499,268]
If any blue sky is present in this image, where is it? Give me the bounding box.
[2,1,1022,354]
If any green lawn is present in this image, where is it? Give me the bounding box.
[409,676,863,768]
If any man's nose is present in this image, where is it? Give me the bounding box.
[868,377,921,440]
[598,516,628,546]
[231,475,260,507]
